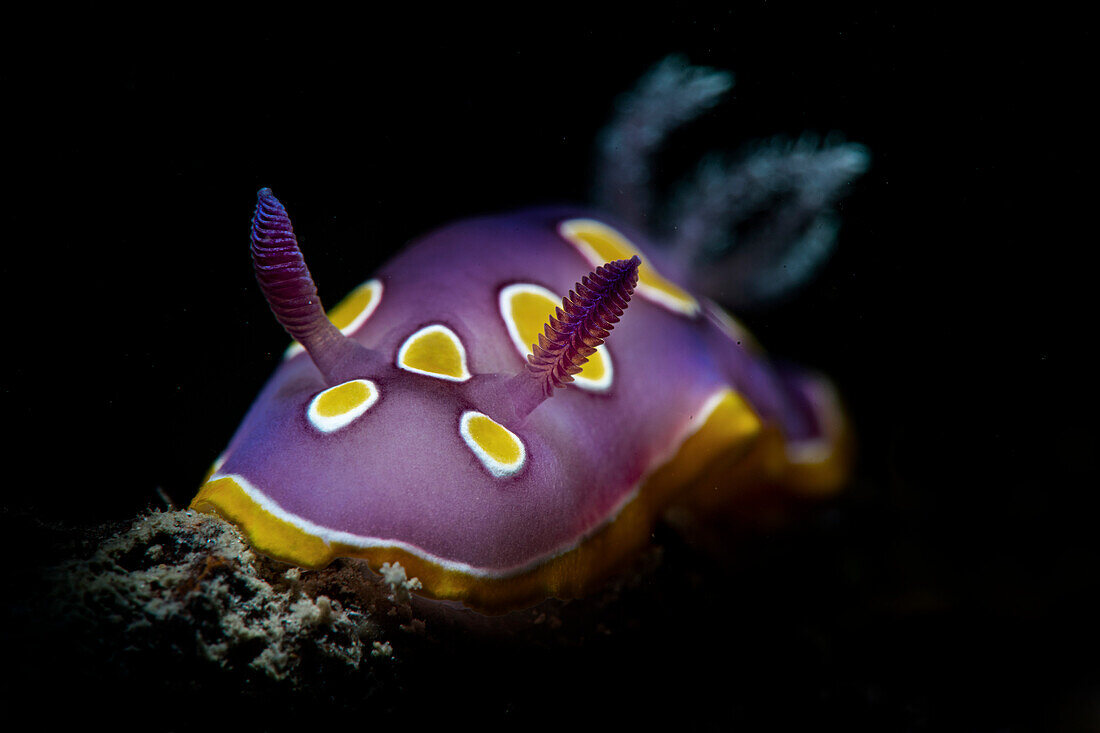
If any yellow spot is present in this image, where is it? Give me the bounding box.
[285,279,383,358]
[499,284,612,391]
[307,379,379,432]
[328,279,382,331]
[468,415,520,463]
[397,325,471,382]
[315,380,371,417]
[559,219,699,317]
[460,411,526,477]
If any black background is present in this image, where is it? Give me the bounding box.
[3,7,1094,730]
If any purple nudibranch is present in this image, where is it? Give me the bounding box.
[191,57,863,613]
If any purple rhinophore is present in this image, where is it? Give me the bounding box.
[250,187,325,346]
[250,188,383,385]
[526,256,640,396]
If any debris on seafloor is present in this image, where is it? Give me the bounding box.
[27,510,425,713]
[9,503,670,722]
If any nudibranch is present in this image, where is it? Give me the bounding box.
[191,57,868,613]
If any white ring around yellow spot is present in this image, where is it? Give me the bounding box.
[285,278,384,358]
[396,324,472,382]
[459,410,527,478]
[306,378,380,433]
[558,218,700,318]
[498,283,613,392]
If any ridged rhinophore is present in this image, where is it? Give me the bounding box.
[526,256,640,396]
[250,187,327,345]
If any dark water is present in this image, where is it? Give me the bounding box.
[4,8,1094,730]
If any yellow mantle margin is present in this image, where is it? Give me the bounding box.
[191,389,761,613]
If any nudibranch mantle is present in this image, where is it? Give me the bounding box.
[192,202,849,612]
[191,57,866,613]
